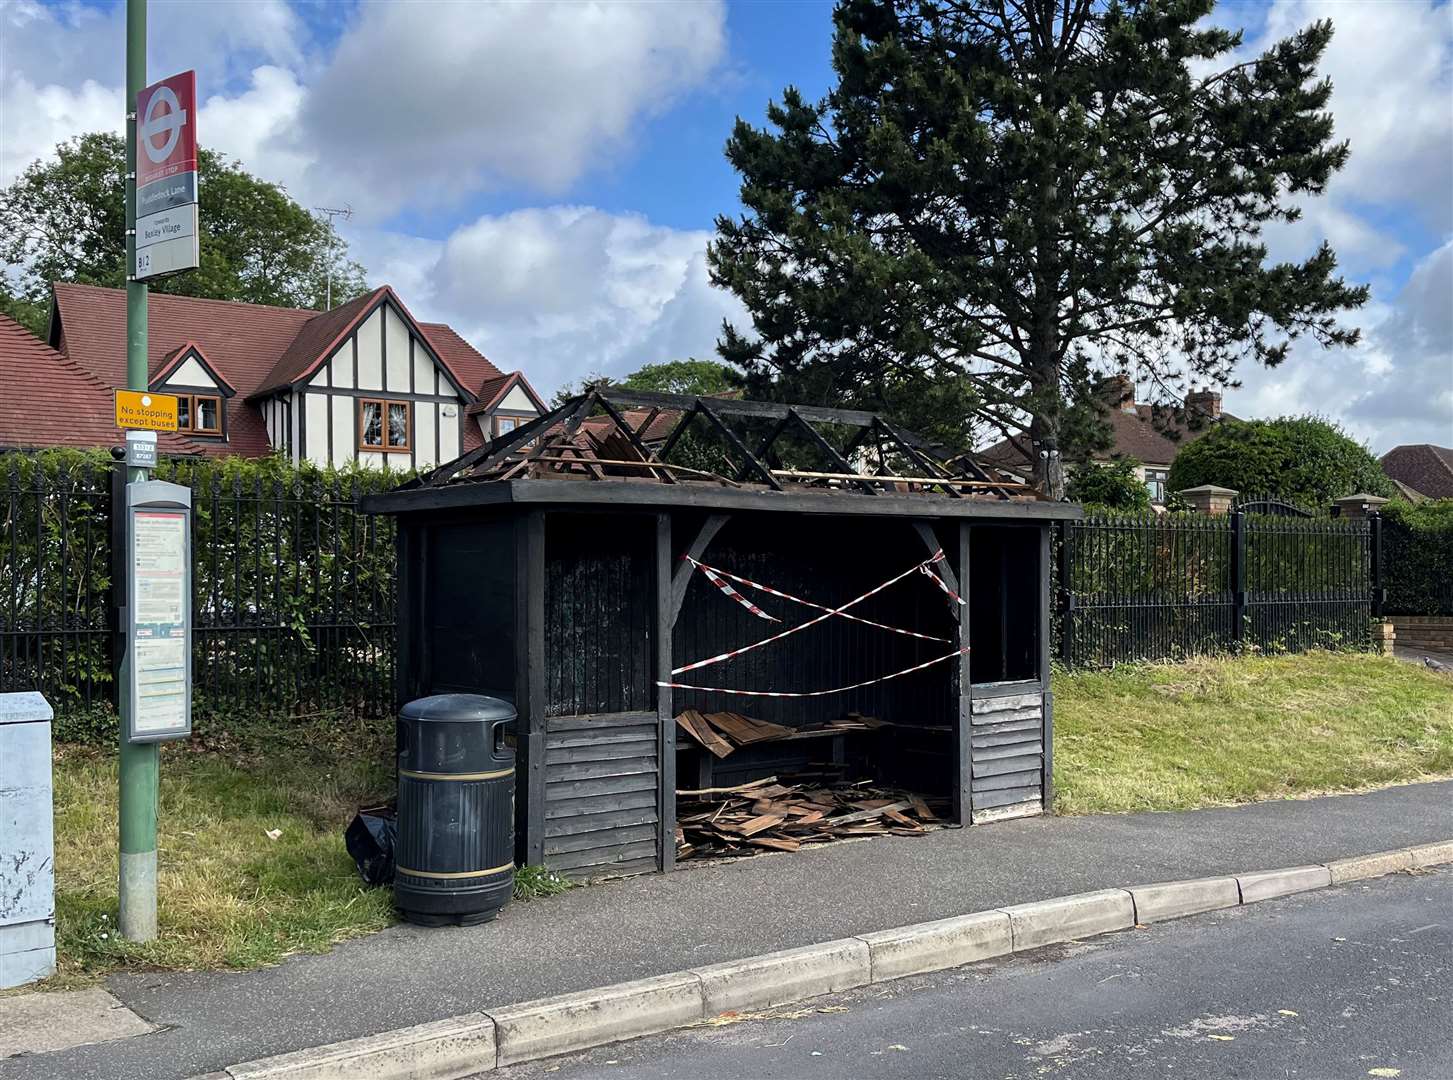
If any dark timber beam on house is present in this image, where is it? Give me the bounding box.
[669,512,731,626]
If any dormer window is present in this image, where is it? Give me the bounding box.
[177,393,223,435]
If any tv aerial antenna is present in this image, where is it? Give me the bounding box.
[313,205,353,309]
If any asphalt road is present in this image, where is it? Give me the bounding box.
[495,867,1453,1080]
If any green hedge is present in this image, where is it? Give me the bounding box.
[1,449,410,744]
[1382,500,1453,616]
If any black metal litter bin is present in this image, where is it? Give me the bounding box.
[394,694,515,926]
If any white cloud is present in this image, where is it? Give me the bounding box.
[0,0,308,183]
[1251,0,1453,233]
[294,0,726,218]
[1225,240,1453,453]
[352,206,747,392]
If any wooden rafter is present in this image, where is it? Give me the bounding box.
[697,399,781,491]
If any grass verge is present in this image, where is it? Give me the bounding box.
[48,720,398,987]
[1052,650,1453,814]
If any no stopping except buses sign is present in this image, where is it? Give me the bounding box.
[116,389,179,432]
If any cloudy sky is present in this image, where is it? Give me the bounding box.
[1,0,1449,452]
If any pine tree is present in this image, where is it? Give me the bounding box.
[710,0,1367,497]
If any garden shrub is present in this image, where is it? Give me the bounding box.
[1382,499,1453,616]
[1167,416,1395,508]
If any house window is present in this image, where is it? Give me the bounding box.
[494,415,520,436]
[359,399,411,452]
[1145,468,1169,505]
[176,394,222,435]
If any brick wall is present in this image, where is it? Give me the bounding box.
[1388,617,1453,653]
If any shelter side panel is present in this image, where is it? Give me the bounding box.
[543,712,660,879]
[968,691,1046,823]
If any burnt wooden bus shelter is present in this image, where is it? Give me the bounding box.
[362,389,1081,879]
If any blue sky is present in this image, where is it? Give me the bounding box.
[2,0,1449,451]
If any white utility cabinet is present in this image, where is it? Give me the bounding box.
[0,692,56,988]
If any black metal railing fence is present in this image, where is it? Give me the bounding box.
[1055,509,1376,668]
[0,451,397,729]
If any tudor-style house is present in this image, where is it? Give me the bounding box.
[0,282,544,468]
[979,375,1236,505]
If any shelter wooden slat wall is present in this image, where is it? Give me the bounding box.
[544,712,659,877]
[968,692,1045,822]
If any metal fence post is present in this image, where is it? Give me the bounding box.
[1230,509,1247,646]
[1369,512,1384,620]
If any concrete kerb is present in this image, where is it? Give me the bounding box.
[206,840,1453,1080]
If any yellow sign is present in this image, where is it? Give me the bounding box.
[115,390,179,432]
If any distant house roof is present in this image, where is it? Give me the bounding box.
[1380,443,1453,500]
[23,282,506,457]
[980,395,1236,473]
[0,311,204,453]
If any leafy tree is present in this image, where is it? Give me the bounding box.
[1167,416,1394,508]
[711,0,1367,497]
[549,359,742,408]
[0,133,367,335]
[1066,458,1151,512]
[549,371,616,409]
[620,359,742,397]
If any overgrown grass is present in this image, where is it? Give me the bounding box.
[48,720,398,986]
[1052,651,1453,815]
[39,651,1451,985]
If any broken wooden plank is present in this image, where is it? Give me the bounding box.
[675,710,735,759]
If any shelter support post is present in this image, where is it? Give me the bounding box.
[515,510,547,867]
[655,513,675,871]
[1040,524,1054,813]
[955,521,972,825]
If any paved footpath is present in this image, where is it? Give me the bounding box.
[494,867,1453,1080]
[6,780,1451,1080]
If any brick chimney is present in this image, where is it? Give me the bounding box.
[1103,373,1137,413]
[1185,387,1222,420]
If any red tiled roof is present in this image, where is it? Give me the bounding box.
[36,282,510,459]
[0,311,205,453]
[1380,443,1453,500]
[253,287,383,395]
[420,322,507,401]
[50,283,317,457]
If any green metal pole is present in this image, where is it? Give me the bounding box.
[119,0,158,943]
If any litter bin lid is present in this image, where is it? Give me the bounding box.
[400,693,516,723]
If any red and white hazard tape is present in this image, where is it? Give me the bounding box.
[919,563,966,605]
[698,564,780,622]
[659,646,968,698]
[671,551,950,677]
[687,556,952,643]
